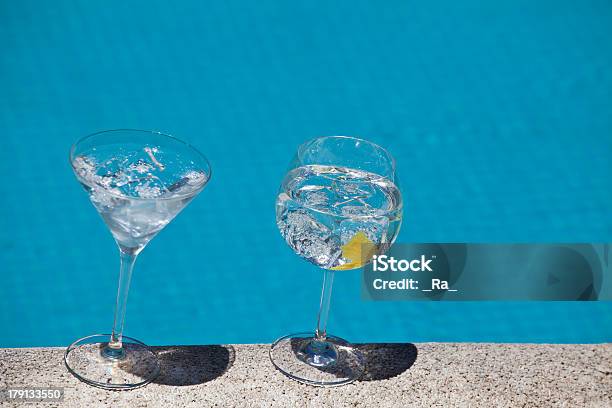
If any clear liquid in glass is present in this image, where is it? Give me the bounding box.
[276,164,402,270]
[72,146,207,249]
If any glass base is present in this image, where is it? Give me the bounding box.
[64,334,160,390]
[269,332,365,387]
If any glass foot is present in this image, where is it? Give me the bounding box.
[269,332,365,387]
[64,334,160,390]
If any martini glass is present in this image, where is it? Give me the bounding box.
[65,129,211,390]
[270,136,402,386]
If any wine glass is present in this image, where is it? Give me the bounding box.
[270,136,402,386]
[65,129,211,389]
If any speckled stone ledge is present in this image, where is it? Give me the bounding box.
[0,343,610,407]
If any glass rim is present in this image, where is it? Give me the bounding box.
[296,135,397,176]
[69,128,212,202]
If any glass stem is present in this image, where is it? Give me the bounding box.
[107,246,139,354]
[315,269,335,341]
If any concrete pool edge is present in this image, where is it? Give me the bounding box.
[1,343,610,407]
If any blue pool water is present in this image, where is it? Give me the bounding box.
[1,0,611,348]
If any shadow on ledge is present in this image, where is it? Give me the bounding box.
[151,345,235,386]
[356,343,418,381]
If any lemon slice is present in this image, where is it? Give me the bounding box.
[331,231,378,270]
